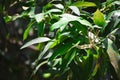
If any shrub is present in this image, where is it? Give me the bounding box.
[18,0,120,80]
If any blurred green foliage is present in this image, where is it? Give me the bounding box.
[1,0,120,80]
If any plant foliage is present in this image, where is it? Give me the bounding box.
[7,0,120,80]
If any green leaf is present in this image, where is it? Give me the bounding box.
[21,37,51,49]
[112,1,120,5]
[28,7,35,18]
[23,20,35,40]
[37,22,45,36]
[35,13,44,23]
[50,17,69,31]
[111,28,120,35]
[93,9,106,27]
[61,13,78,19]
[106,0,116,5]
[77,18,92,28]
[72,1,96,7]
[49,39,60,49]
[32,40,58,67]
[32,41,54,67]
[51,13,92,31]
[61,14,92,28]
[69,6,80,16]
[61,49,76,72]
[50,32,71,49]
[43,73,51,78]
[49,42,73,61]
[4,15,12,23]
[37,41,54,60]
[53,4,64,9]
[46,9,62,14]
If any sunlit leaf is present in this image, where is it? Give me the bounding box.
[112,1,120,5]
[61,13,78,19]
[28,7,35,18]
[51,13,92,31]
[21,37,51,49]
[61,14,92,28]
[69,6,80,16]
[53,4,64,9]
[50,17,69,31]
[77,18,92,28]
[35,13,44,23]
[93,9,106,27]
[46,9,62,14]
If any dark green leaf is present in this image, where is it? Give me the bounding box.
[49,42,73,61]
[37,22,45,36]
[61,49,76,72]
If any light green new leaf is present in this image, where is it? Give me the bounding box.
[23,20,35,40]
[21,37,51,49]
[93,9,106,27]
[72,1,96,7]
